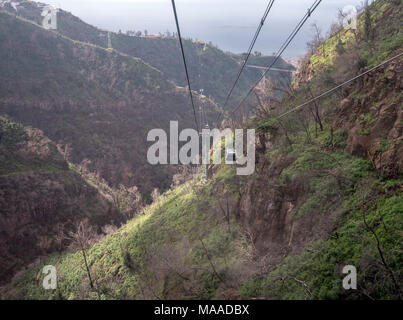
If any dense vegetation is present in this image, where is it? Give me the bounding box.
[6,130,401,299]
[1,0,401,300]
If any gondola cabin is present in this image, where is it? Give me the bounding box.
[225,149,237,164]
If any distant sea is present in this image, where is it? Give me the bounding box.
[42,0,369,58]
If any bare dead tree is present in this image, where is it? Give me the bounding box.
[281,276,313,300]
[199,238,224,284]
[218,195,231,234]
[68,219,97,292]
[111,184,143,218]
[307,86,323,132]
[328,21,343,39]
[277,119,294,148]
[362,0,375,52]
[306,23,325,56]
[360,201,402,300]
[296,110,312,144]
[54,223,67,252]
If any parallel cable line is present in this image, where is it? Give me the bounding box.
[224,0,322,121]
[275,52,403,119]
[245,65,294,73]
[171,0,199,131]
[221,0,276,111]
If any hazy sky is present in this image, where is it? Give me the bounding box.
[41,0,366,58]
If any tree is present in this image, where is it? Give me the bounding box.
[328,22,342,39]
[252,77,293,146]
[306,85,323,134]
[306,23,324,56]
[62,143,71,161]
[68,219,98,291]
[126,30,136,36]
[151,188,161,203]
[111,184,142,218]
[363,1,375,45]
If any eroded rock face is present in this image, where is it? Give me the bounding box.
[235,176,343,261]
[226,59,402,259]
[334,61,402,178]
[221,137,341,262]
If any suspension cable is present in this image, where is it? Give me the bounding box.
[221,0,276,110]
[275,52,403,119]
[171,0,199,131]
[222,0,322,122]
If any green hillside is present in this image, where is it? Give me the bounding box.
[2,0,294,106]
[5,0,402,300]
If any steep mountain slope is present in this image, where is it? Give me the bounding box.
[295,0,403,177]
[6,139,401,299]
[2,0,294,106]
[0,10,218,197]
[0,116,122,284]
[108,35,294,106]
[5,0,401,300]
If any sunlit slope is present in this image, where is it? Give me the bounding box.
[3,0,402,301]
